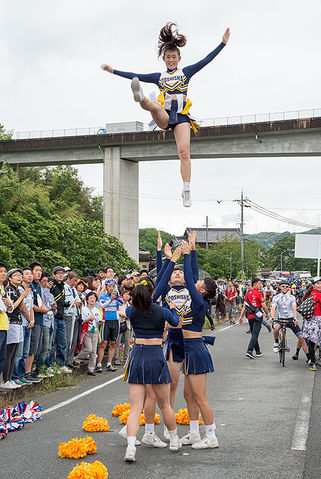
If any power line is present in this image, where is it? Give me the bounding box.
[244,199,319,229]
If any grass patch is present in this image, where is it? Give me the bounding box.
[0,365,86,410]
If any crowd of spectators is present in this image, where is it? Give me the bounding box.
[0,261,148,390]
[2,256,308,391]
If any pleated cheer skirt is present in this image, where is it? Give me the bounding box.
[182,337,214,376]
[123,344,172,384]
[163,328,185,363]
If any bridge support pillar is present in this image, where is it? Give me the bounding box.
[103,147,139,262]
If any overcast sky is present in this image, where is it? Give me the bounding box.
[1,0,321,236]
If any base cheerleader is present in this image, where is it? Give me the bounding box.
[101,22,230,207]
[180,240,218,448]
[122,266,182,462]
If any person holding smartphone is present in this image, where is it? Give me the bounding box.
[1,269,31,390]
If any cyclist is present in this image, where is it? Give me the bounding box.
[270,280,309,361]
[263,282,274,309]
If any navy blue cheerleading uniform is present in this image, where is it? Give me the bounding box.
[113,42,225,131]
[123,304,179,384]
[154,250,199,363]
[181,253,214,375]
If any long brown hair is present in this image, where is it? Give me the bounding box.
[302,285,313,302]
[158,22,187,58]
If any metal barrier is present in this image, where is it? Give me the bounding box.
[13,107,321,140]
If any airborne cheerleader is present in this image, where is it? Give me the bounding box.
[101,22,230,207]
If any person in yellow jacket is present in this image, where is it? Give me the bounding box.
[0,262,11,376]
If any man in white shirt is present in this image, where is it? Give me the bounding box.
[64,271,82,368]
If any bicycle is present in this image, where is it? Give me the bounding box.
[277,319,291,367]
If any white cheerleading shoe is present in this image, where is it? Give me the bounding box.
[119,425,141,446]
[169,434,182,451]
[142,432,167,448]
[191,434,219,449]
[181,431,202,445]
[131,77,144,102]
[163,425,170,441]
[124,445,136,462]
[182,189,192,207]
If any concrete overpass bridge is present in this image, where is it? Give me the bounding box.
[1,112,321,261]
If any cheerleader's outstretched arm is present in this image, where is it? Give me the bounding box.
[183,42,225,80]
[183,27,230,80]
[101,64,160,84]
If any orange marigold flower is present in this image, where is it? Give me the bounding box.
[139,413,145,426]
[112,403,130,417]
[67,461,108,479]
[175,408,203,425]
[119,409,130,424]
[83,436,97,455]
[83,414,110,432]
[139,411,161,425]
[58,437,97,459]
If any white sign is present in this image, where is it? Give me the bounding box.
[295,234,321,259]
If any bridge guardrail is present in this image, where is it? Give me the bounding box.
[12,108,321,140]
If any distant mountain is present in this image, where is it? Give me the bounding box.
[245,227,321,250]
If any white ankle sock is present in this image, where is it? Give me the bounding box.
[190,420,199,434]
[107,362,111,367]
[205,424,216,437]
[183,182,191,191]
[145,423,154,435]
[96,363,102,368]
[127,436,136,447]
[168,428,178,439]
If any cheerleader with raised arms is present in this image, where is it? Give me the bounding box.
[122,246,182,462]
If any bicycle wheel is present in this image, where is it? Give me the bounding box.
[282,336,286,367]
[279,332,285,366]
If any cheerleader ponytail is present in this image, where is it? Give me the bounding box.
[157,22,187,57]
[131,277,155,313]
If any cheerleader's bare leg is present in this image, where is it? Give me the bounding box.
[185,374,219,449]
[174,123,192,207]
[124,384,146,461]
[152,383,181,450]
[142,385,167,448]
[181,375,202,444]
[131,77,169,129]
[167,349,182,408]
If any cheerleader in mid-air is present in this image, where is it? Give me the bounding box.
[101,22,230,207]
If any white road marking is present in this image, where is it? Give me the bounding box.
[42,374,124,415]
[291,383,314,451]
[216,324,236,332]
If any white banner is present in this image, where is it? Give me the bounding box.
[295,234,321,259]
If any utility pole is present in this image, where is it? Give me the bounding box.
[205,215,209,251]
[240,189,244,281]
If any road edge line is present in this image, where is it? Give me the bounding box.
[42,374,124,415]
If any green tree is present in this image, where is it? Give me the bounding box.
[139,228,172,253]
[0,166,137,272]
[267,235,317,273]
[196,237,265,279]
[0,124,13,140]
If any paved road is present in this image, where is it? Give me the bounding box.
[1,322,319,479]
